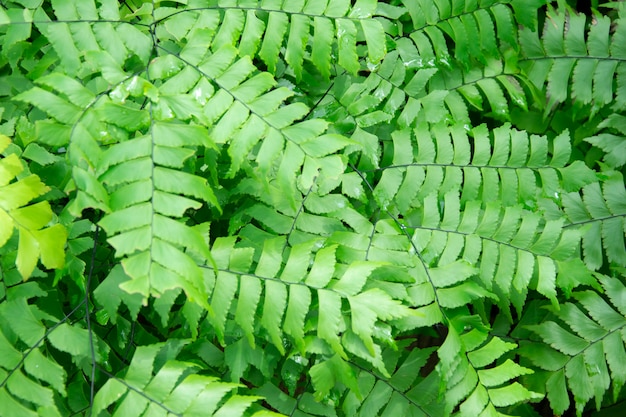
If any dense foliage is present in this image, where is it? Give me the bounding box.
[1,0,626,416]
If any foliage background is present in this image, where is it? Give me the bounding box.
[1,0,626,416]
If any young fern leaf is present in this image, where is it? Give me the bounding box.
[0,135,67,279]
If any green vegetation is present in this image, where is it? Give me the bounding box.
[1,0,625,415]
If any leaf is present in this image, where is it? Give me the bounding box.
[14,87,81,124]
[488,383,542,407]
[536,256,557,307]
[285,15,309,80]
[477,359,533,387]
[2,299,45,346]
[361,19,386,63]
[468,337,517,368]
[0,389,38,417]
[47,323,104,361]
[3,2,625,416]
[310,354,360,401]
[209,272,239,344]
[305,245,337,288]
[259,12,288,74]
[300,134,356,158]
[23,349,67,396]
[283,285,311,351]
[312,17,334,78]
[337,18,359,74]
[429,260,477,288]
[94,265,144,323]
[235,275,262,347]
[332,261,383,296]
[318,289,346,358]
[260,280,287,354]
[349,289,410,355]
[527,322,589,356]
[7,370,54,407]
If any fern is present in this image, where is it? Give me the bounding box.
[0,274,109,416]
[0,134,66,279]
[92,342,276,417]
[1,0,626,416]
[517,274,626,416]
[585,113,626,169]
[519,3,626,111]
[562,171,626,270]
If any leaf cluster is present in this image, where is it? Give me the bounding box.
[0,0,625,416]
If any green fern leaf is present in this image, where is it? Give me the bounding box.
[93,265,144,323]
[520,6,626,109]
[437,328,542,415]
[0,136,67,279]
[310,354,360,401]
[92,343,275,417]
[259,12,289,74]
[261,280,288,354]
[3,1,624,416]
[563,172,626,270]
[524,275,626,414]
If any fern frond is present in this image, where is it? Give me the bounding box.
[520,275,626,416]
[96,116,219,304]
[519,5,626,111]
[155,0,388,79]
[562,171,626,270]
[317,327,542,416]
[202,235,413,373]
[585,114,626,169]
[367,122,596,210]
[328,40,534,132]
[399,0,531,68]
[92,342,279,417]
[343,122,601,321]
[0,135,67,279]
[253,342,444,417]
[0,278,109,416]
[31,0,151,77]
[436,327,542,416]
